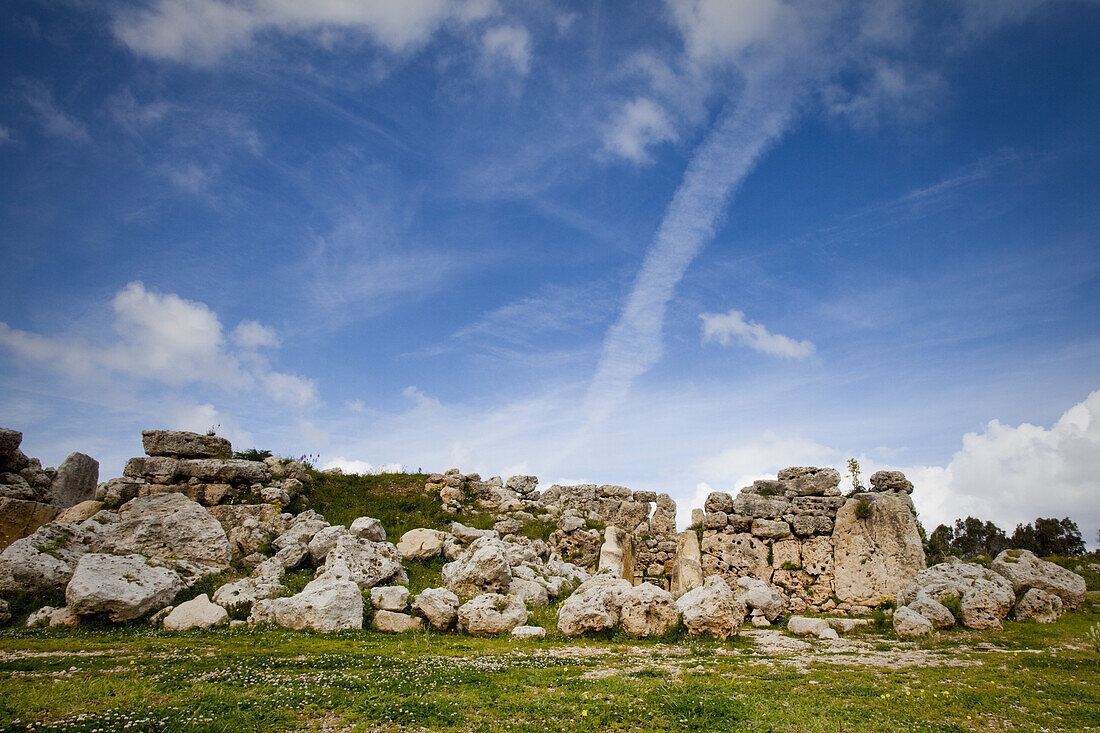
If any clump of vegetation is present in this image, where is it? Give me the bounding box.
[854,499,872,520]
[518,518,558,542]
[755,485,779,497]
[1086,623,1100,653]
[940,594,963,622]
[233,448,273,461]
[779,561,802,572]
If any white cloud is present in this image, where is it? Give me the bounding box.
[700,309,815,359]
[665,0,793,65]
[903,390,1100,544]
[0,281,316,408]
[602,97,677,164]
[232,320,280,350]
[321,457,408,475]
[161,162,213,194]
[0,125,12,145]
[19,80,89,143]
[111,0,496,65]
[482,25,531,74]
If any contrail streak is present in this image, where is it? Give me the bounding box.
[582,81,796,431]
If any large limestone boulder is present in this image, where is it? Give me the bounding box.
[619,582,680,638]
[787,616,833,637]
[701,532,772,584]
[373,610,424,633]
[307,525,351,565]
[412,587,460,630]
[0,521,103,593]
[142,430,232,459]
[736,576,786,622]
[990,549,1086,609]
[318,534,406,590]
[1013,588,1063,623]
[350,516,386,542]
[893,605,933,638]
[57,500,105,523]
[176,459,267,485]
[832,492,925,606]
[508,578,549,607]
[0,428,21,456]
[671,530,703,594]
[898,559,1015,630]
[676,576,745,639]
[48,452,99,508]
[869,470,914,493]
[271,511,330,568]
[66,553,184,621]
[397,529,447,561]
[557,573,633,637]
[0,497,59,551]
[163,594,228,631]
[101,493,231,571]
[442,536,512,597]
[250,563,363,632]
[907,593,956,629]
[777,467,841,497]
[370,586,409,612]
[457,593,528,635]
[212,576,284,609]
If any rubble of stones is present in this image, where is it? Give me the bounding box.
[426,470,679,586]
[0,428,99,552]
[0,426,1090,644]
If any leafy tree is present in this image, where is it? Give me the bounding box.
[1011,517,1086,557]
[846,458,865,494]
[924,523,957,564]
[951,516,1011,559]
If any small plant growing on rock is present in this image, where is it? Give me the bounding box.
[846,457,865,494]
[855,499,872,520]
[1086,623,1100,653]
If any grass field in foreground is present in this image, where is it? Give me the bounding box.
[0,599,1097,733]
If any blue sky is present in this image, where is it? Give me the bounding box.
[1,0,1098,545]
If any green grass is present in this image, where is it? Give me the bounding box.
[1,604,1098,732]
[303,471,494,537]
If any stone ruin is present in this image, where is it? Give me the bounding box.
[0,426,1086,640]
[422,464,927,616]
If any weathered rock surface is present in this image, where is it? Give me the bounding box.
[412,587,460,630]
[676,576,745,639]
[508,577,549,607]
[457,593,528,635]
[511,625,546,640]
[66,553,184,621]
[163,594,228,631]
[442,536,511,596]
[671,530,703,594]
[1013,588,1063,623]
[777,467,841,497]
[736,576,786,622]
[307,525,351,565]
[142,430,232,459]
[0,497,59,551]
[869,470,914,493]
[212,576,284,609]
[250,566,363,632]
[319,534,406,590]
[0,521,102,593]
[101,493,231,571]
[370,586,409,612]
[397,529,447,561]
[57,500,105,523]
[557,574,632,637]
[832,492,925,605]
[619,582,679,638]
[48,452,99,509]
[990,549,1086,609]
[373,610,424,633]
[898,559,1015,630]
[350,516,386,542]
[907,593,956,629]
[787,616,834,637]
[893,605,933,638]
[597,526,632,579]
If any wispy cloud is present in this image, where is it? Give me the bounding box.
[700,309,815,359]
[111,0,500,65]
[583,80,796,428]
[18,79,89,143]
[482,25,531,74]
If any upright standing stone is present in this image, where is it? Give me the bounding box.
[598,526,633,580]
[832,493,925,605]
[671,530,703,594]
[49,452,99,509]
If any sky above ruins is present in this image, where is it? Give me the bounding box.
[0,1,1098,546]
